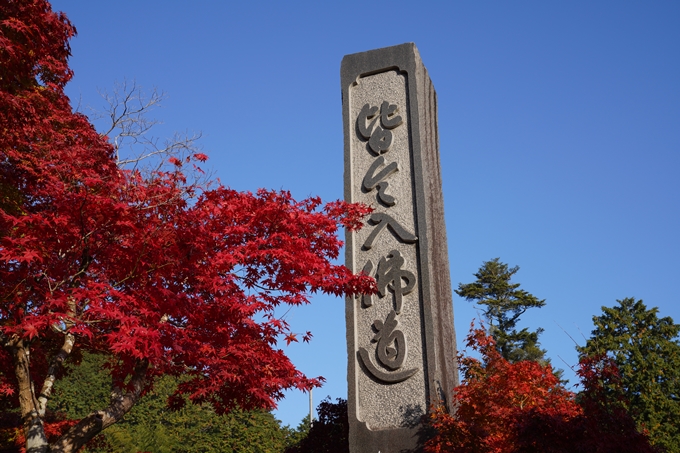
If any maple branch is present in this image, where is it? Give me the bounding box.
[47,216,98,294]
[246,280,276,293]
[132,178,203,208]
[233,274,277,293]
[116,133,203,167]
[1,277,28,303]
[50,360,149,453]
[112,256,173,288]
[111,239,150,287]
[37,331,75,417]
[38,294,80,421]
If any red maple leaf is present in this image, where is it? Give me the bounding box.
[284,333,298,346]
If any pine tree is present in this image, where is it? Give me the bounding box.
[455,258,547,363]
[579,298,680,452]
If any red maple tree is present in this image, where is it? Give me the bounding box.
[426,325,659,453]
[0,1,374,452]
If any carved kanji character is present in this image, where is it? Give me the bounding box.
[372,310,406,370]
[375,250,416,314]
[357,308,418,383]
[362,156,399,206]
[357,102,403,155]
[362,213,417,250]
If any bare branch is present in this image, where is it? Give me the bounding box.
[88,80,208,183]
[93,79,164,144]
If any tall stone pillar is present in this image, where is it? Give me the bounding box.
[342,43,459,453]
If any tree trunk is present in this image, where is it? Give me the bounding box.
[11,338,49,453]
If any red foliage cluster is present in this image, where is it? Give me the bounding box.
[1,0,374,450]
[426,326,659,453]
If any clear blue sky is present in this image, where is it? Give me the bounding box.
[51,0,680,428]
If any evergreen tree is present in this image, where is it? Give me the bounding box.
[49,352,292,453]
[455,258,547,363]
[281,415,311,450]
[579,298,680,452]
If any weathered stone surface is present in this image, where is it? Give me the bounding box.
[342,43,459,453]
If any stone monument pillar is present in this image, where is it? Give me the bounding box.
[342,43,458,453]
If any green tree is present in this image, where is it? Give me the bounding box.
[579,298,680,452]
[281,415,311,450]
[455,258,547,363]
[50,353,292,453]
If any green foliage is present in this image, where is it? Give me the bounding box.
[51,353,111,421]
[456,258,547,363]
[281,415,311,449]
[104,381,289,453]
[51,353,292,453]
[579,298,680,452]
